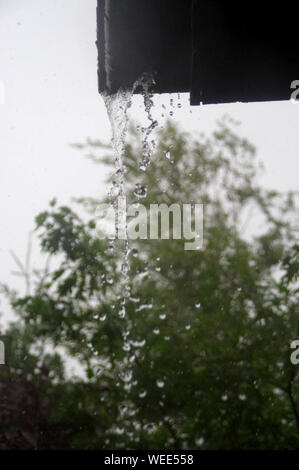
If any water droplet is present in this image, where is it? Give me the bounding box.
[144,423,156,434]
[131,339,146,348]
[131,248,139,258]
[115,426,125,435]
[139,163,147,172]
[139,390,147,398]
[136,303,153,312]
[195,437,204,446]
[99,314,106,322]
[156,380,165,388]
[134,184,147,199]
[121,263,128,275]
[118,306,126,318]
[123,342,131,352]
[119,404,128,415]
[120,370,133,383]
[129,354,136,363]
[108,181,121,200]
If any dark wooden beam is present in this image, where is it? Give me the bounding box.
[97,0,299,104]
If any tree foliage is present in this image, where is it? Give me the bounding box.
[1,117,298,449]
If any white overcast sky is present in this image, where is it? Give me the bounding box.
[0,0,298,324]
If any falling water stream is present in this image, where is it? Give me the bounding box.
[103,88,132,318]
[102,70,198,445]
[102,74,157,441]
[103,73,156,318]
[101,72,195,444]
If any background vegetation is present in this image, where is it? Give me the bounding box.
[0,117,298,449]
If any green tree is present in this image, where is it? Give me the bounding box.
[1,117,298,449]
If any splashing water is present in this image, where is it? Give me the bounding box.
[101,71,194,446]
[102,72,156,318]
[102,74,157,443]
[99,77,204,448]
[138,73,158,172]
[103,88,131,247]
[103,90,133,344]
[102,88,134,439]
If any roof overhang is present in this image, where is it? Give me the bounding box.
[97,0,299,105]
